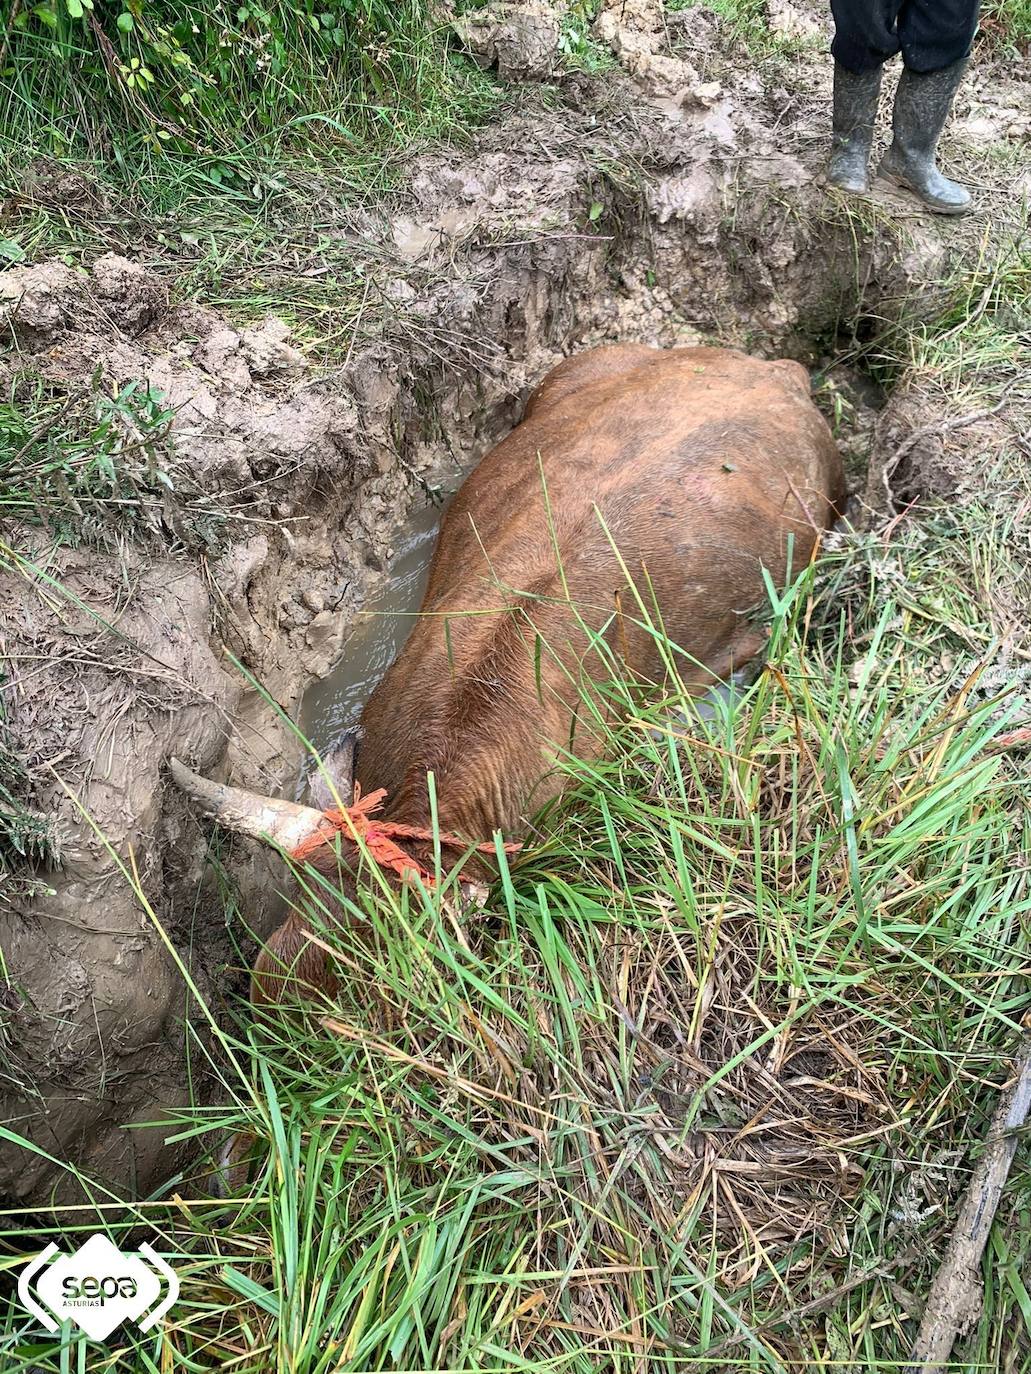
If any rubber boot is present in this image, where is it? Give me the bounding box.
[827,61,883,194]
[877,59,971,214]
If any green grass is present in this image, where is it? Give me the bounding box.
[0,636,53,917]
[0,1,503,331]
[0,368,180,538]
[558,0,617,74]
[865,234,1031,397]
[2,526,1029,1369]
[664,0,820,58]
[2,1,496,160]
[0,705,51,873]
[982,0,1031,50]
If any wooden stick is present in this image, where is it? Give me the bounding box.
[904,1038,1031,1372]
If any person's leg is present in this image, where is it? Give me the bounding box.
[827,1,901,193]
[897,0,979,73]
[830,0,902,71]
[878,0,979,212]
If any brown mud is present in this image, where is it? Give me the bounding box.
[0,0,1026,1205]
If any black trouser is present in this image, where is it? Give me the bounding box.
[830,0,979,74]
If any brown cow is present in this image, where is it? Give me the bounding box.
[172,344,844,1003]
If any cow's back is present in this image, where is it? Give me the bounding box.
[356,345,843,831]
[424,345,840,603]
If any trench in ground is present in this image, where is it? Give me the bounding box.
[296,355,884,772]
[0,139,938,1213]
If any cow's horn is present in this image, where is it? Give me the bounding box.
[169,757,329,852]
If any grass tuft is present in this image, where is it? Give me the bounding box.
[0,368,182,542]
[0,2,504,306]
[2,1,497,161]
[665,0,822,58]
[981,0,1031,52]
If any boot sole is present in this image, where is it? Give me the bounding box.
[876,169,971,216]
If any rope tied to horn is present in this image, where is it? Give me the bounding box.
[288,782,522,886]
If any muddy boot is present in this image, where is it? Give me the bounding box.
[827,62,883,194]
[877,59,971,214]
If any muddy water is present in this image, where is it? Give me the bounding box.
[299,496,444,759]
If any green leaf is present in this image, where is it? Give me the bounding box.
[0,240,26,263]
[588,200,604,221]
[116,11,133,31]
[66,0,84,17]
[221,1266,279,1316]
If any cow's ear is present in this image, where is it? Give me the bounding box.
[307,726,361,811]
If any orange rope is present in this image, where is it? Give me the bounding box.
[288,782,521,886]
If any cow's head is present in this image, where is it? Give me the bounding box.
[170,729,497,1004]
[170,732,369,1001]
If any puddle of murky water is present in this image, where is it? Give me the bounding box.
[299,496,444,758]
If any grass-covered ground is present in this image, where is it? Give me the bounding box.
[2,1,1031,1371]
[0,0,503,342]
[4,501,1030,1370]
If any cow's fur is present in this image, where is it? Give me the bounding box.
[358,344,842,830]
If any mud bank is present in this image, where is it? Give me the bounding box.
[0,0,1022,1205]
